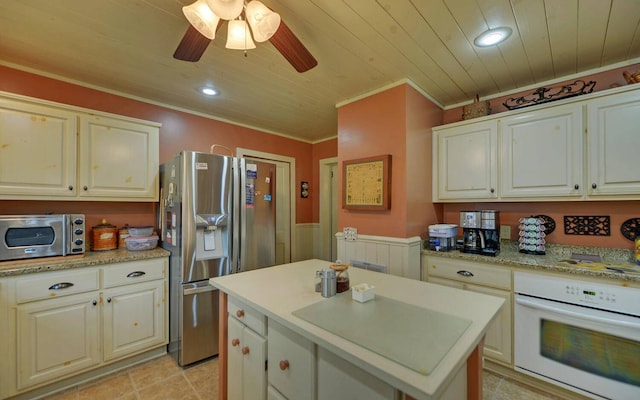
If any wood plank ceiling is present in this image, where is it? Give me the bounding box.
[0,0,639,142]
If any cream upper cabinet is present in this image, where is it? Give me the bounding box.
[79,115,159,200]
[0,94,160,202]
[433,120,498,201]
[500,104,584,199]
[0,98,78,197]
[433,85,640,202]
[586,89,640,198]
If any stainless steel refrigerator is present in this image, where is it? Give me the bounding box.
[159,151,276,366]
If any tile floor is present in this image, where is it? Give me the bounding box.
[43,355,561,400]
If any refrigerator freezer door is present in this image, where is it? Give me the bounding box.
[180,281,219,366]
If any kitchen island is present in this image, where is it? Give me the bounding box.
[210,259,504,400]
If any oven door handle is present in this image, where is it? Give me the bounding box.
[516,296,640,329]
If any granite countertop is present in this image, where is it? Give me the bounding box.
[0,247,170,277]
[423,241,640,283]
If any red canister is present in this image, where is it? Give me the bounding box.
[92,219,117,251]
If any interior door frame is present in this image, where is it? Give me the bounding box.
[319,157,338,261]
[236,148,296,263]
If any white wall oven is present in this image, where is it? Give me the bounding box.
[514,271,640,400]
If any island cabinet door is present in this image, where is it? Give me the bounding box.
[267,320,315,400]
[228,317,267,400]
[317,347,396,400]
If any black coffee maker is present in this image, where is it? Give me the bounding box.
[460,210,500,256]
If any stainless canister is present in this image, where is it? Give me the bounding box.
[481,210,498,229]
[319,268,336,298]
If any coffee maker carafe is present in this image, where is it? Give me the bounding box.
[460,210,500,256]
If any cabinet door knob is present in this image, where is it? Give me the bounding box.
[83,186,88,191]
[68,185,74,191]
[231,338,240,347]
[457,270,474,277]
[107,297,112,303]
[490,188,495,193]
[574,184,579,190]
[279,360,290,371]
[236,310,245,318]
[592,183,597,189]
[242,346,250,355]
[92,300,98,306]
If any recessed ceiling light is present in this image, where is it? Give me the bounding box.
[201,87,218,96]
[474,27,512,47]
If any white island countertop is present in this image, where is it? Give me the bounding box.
[210,259,504,400]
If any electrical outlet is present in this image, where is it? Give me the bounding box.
[500,225,511,240]
[343,227,358,241]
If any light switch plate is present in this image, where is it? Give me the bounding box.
[343,227,358,241]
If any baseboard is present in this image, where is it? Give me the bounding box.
[484,359,591,400]
[7,347,167,400]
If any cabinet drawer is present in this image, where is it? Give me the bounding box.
[229,296,267,336]
[426,257,511,289]
[102,258,166,288]
[268,320,315,400]
[16,268,99,304]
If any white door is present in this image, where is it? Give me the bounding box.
[319,157,338,262]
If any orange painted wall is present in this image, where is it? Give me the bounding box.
[337,84,443,238]
[440,64,640,251]
[0,65,333,229]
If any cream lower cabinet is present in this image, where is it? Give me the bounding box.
[102,259,167,361]
[3,257,168,398]
[0,94,159,201]
[227,297,267,400]
[267,319,315,400]
[317,347,395,400]
[424,256,513,366]
[16,291,101,390]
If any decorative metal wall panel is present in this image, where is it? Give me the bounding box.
[564,216,610,236]
[621,218,640,241]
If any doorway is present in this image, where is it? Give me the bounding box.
[237,148,293,264]
[319,157,338,262]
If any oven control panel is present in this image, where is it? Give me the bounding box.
[565,284,617,304]
[515,271,640,316]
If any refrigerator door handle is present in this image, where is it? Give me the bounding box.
[183,284,217,296]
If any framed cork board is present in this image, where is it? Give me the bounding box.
[343,155,391,210]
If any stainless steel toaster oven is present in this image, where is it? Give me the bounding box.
[0,214,85,261]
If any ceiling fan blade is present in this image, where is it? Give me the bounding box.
[173,25,212,62]
[269,21,317,73]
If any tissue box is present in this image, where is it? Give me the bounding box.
[351,283,375,303]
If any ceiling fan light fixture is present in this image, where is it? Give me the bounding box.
[226,19,256,50]
[182,0,220,40]
[474,27,512,47]
[205,0,243,20]
[245,1,281,42]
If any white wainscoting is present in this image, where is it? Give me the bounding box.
[294,223,319,261]
[335,233,423,280]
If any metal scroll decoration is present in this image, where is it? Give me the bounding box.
[533,215,556,235]
[503,80,596,110]
[564,216,610,236]
[620,218,640,241]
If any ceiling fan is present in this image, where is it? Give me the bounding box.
[173,0,318,73]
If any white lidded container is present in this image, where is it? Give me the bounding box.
[428,224,458,252]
